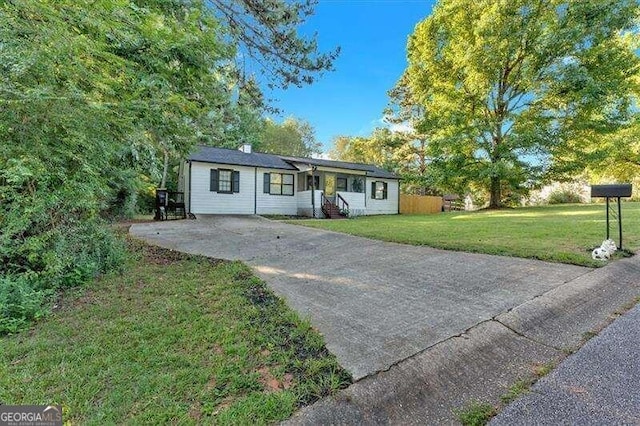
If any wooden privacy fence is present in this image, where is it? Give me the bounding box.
[399,195,443,214]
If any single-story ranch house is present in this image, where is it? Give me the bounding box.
[177,145,400,218]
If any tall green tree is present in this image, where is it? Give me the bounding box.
[386,73,443,195]
[329,128,404,169]
[209,0,340,89]
[405,0,640,207]
[0,0,336,331]
[585,119,640,182]
[258,117,321,157]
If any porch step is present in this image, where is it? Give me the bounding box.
[322,203,347,219]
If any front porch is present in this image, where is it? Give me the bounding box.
[295,169,367,218]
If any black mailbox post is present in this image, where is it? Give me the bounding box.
[590,184,632,249]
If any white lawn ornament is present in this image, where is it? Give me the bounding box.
[591,239,618,261]
[592,247,610,261]
[601,239,617,254]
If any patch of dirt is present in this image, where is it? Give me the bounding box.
[212,397,235,415]
[51,289,99,312]
[212,344,224,355]
[255,366,295,392]
[234,269,254,281]
[245,285,278,306]
[207,258,225,268]
[282,373,294,390]
[205,376,217,392]
[257,366,282,392]
[138,244,191,265]
[126,236,227,267]
[188,401,202,421]
[71,293,98,308]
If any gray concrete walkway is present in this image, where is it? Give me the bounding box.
[491,302,640,425]
[131,215,587,380]
[131,216,640,423]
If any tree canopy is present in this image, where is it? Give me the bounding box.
[209,0,340,90]
[258,117,321,157]
[403,0,640,207]
[0,0,336,332]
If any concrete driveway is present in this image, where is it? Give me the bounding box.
[130,215,589,380]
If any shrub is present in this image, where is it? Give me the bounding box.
[548,189,583,204]
[0,156,127,334]
[0,275,49,334]
[0,217,126,334]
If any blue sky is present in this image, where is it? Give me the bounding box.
[265,0,436,153]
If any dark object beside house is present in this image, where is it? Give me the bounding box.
[155,189,187,220]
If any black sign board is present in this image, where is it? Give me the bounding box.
[590,184,632,198]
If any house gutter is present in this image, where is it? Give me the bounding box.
[254,167,258,214]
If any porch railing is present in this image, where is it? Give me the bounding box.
[320,193,349,219]
[336,194,349,216]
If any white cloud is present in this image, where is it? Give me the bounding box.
[312,152,331,160]
[389,122,414,134]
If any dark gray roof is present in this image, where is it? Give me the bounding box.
[281,156,399,179]
[188,146,399,179]
[188,146,297,170]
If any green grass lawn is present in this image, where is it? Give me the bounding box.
[292,203,640,267]
[0,238,350,424]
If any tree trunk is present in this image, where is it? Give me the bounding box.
[160,149,169,189]
[489,175,501,209]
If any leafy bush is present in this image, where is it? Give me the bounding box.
[0,275,49,334]
[0,156,127,334]
[548,189,583,204]
[0,217,126,334]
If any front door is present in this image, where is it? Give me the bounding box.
[324,173,336,202]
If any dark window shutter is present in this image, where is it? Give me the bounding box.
[210,169,218,192]
[383,182,388,199]
[371,181,376,199]
[232,171,240,193]
[263,173,270,193]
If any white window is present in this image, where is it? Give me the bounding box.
[372,181,387,200]
[218,170,232,193]
[264,173,294,196]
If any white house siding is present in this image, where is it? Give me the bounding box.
[296,190,324,217]
[364,178,399,215]
[256,168,298,215]
[189,161,256,214]
[336,191,366,217]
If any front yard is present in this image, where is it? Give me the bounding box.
[0,237,350,424]
[293,203,640,267]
